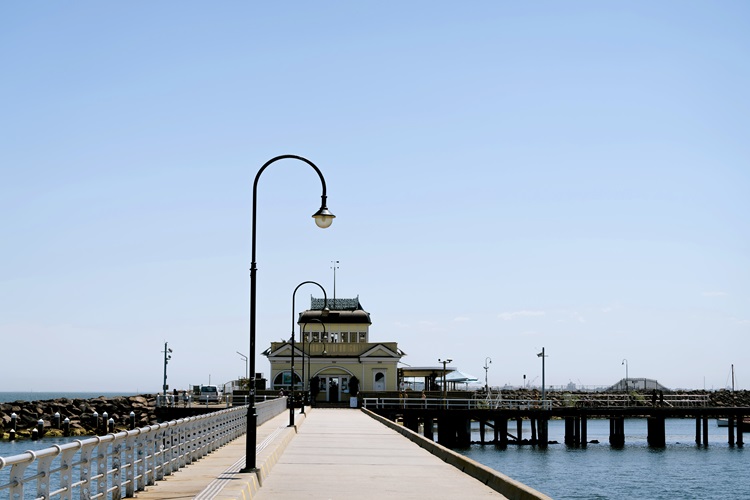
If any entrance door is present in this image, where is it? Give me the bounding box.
[328,377,340,402]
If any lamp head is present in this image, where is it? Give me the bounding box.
[312,207,335,228]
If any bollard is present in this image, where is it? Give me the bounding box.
[31,428,39,440]
[10,412,17,431]
[63,417,71,437]
[108,418,115,433]
[54,412,61,429]
[37,419,45,438]
[9,428,16,441]
[92,411,99,431]
[129,411,136,430]
[101,412,108,434]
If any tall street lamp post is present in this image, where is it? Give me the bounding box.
[537,347,547,406]
[290,281,327,426]
[483,357,492,394]
[237,351,248,382]
[242,155,335,473]
[162,342,172,399]
[438,358,452,400]
[302,319,327,411]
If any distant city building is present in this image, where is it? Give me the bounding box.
[263,296,404,403]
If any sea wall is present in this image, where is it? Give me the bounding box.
[0,395,157,439]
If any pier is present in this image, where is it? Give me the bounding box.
[0,403,550,499]
[133,408,548,499]
[362,395,749,449]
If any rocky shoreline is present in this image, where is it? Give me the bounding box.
[0,394,158,440]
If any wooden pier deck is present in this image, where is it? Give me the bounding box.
[134,408,549,499]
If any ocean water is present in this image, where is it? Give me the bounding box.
[459,418,748,499]
[0,391,140,404]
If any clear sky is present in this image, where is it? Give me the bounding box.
[1,2,748,393]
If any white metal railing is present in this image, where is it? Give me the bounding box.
[0,405,247,499]
[362,394,710,411]
[361,398,554,411]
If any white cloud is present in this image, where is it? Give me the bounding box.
[498,310,546,321]
[453,316,471,323]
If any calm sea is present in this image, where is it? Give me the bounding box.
[0,391,140,404]
[460,418,747,499]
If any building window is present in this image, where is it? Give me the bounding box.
[359,332,367,343]
[273,371,301,390]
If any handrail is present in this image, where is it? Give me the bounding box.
[361,394,710,411]
[0,404,252,499]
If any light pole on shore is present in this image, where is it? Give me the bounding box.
[290,281,327,425]
[162,342,172,399]
[484,357,492,394]
[537,348,547,405]
[237,351,248,384]
[622,358,629,392]
[438,358,452,399]
[242,155,335,473]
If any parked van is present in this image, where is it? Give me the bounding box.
[199,385,221,403]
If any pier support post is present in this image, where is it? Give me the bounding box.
[530,417,537,444]
[498,417,508,448]
[581,415,587,447]
[404,414,419,433]
[565,417,575,446]
[728,416,735,446]
[695,417,702,445]
[516,417,523,443]
[480,420,486,444]
[647,416,666,447]
[609,417,625,447]
[456,417,471,447]
[537,417,548,449]
[737,416,744,447]
[703,416,709,446]
[423,417,434,441]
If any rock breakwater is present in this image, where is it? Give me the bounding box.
[0,395,158,439]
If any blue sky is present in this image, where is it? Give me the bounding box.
[1,2,748,392]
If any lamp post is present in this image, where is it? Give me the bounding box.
[483,357,492,394]
[622,358,628,392]
[237,351,248,383]
[302,319,327,411]
[162,342,172,399]
[242,155,335,473]
[438,358,452,399]
[537,347,547,406]
[290,281,327,426]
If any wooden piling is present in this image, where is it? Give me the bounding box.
[647,416,665,447]
[702,416,709,446]
[516,417,523,442]
[581,415,587,447]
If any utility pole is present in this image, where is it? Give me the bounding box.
[331,260,339,309]
[162,342,172,398]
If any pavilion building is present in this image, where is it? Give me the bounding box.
[263,297,405,403]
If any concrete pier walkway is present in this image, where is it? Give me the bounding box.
[134,408,546,499]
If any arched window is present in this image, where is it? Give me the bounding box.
[273,371,302,390]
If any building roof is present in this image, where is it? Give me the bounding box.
[299,296,372,325]
[311,296,362,311]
